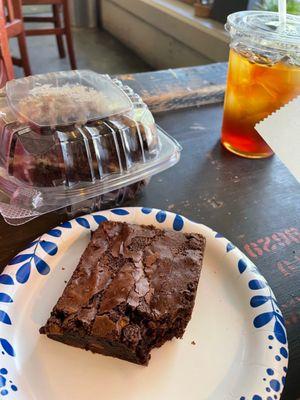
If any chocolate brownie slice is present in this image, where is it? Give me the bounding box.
[40,221,205,365]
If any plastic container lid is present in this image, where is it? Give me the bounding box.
[0,71,181,224]
[6,70,133,127]
[226,11,300,51]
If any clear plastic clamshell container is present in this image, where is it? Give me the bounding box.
[0,70,181,224]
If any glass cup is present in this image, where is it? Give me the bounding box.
[221,11,300,158]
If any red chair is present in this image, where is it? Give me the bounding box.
[5,0,31,76]
[0,0,14,85]
[22,0,77,69]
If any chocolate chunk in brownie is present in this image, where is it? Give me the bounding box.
[40,221,205,365]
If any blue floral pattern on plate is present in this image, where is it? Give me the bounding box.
[212,226,288,400]
[0,207,288,399]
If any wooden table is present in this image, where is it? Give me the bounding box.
[0,63,299,399]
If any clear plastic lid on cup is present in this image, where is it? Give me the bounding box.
[226,11,300,63]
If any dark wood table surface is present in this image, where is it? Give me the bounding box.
[0,63,299,399]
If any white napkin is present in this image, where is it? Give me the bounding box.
[256,96,300,182]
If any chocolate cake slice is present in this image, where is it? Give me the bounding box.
[40,221,205,365]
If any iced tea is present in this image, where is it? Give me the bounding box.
[222,49,300,158]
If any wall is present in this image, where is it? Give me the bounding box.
[101,0,229,69]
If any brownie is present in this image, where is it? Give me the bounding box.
[10,116,156,188]
[40,221,206,365]
[9,117,150,215]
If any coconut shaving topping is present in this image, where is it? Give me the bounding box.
[18,84,109,127]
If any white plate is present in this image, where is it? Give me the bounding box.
[0,207,288,400]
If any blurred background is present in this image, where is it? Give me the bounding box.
[6,0,300,79]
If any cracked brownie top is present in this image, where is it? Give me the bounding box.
[40,221,205,364]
